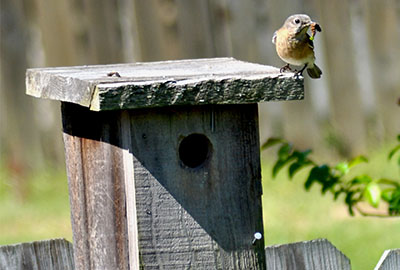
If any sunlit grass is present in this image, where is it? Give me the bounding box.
[0,163,72,245]
[261,144,400,270]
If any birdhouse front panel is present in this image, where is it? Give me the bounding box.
[123,104,264,268]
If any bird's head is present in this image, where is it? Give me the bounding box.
[283,14,313,35]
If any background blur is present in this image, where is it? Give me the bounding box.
[1,0,399,269]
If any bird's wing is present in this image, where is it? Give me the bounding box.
[272,31,277,44]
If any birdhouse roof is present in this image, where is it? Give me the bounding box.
[26,57,303,111]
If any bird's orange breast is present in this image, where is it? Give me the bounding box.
[275,28,315,66]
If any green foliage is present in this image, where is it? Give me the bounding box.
[388,135,400,167]
[262,136,400,217]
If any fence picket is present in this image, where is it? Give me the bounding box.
[265,238,351,270]
[0,239,74,270]
[375,249,400,270]
[1,238,398,269]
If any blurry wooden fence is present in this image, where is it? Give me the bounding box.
[1,238,399,269]
[1,0,400,170]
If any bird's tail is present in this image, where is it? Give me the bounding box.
[307,64,322,79]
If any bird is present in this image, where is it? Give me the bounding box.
[272,14,322,79]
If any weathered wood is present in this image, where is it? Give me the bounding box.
[375,249,400,270]
[62,102,265,269]
[120,111,140,270]
[265,238,351,270]
[62,105,129,270]
[25,58,304,269]
[26,58,303,111]
[0,239,74,270]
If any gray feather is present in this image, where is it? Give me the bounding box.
[272,31,277,44]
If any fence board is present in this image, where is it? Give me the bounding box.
[316,0,367,155]
[375,249,400,270]
[1,238,398,269]
[132,0,182,61]
[3,0,400,170]
[364,0,400,140]
[83,0,124,64]
[265,238,351,270]
[175,1,216,58]
[0,239,74,270]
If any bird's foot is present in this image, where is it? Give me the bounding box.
[280,64,292,73]
[294,64,308,79]
[294,70,304,79]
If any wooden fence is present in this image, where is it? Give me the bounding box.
[1,0,399,172]
[1,238,398,270]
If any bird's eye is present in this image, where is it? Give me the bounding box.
[294,18,300,24]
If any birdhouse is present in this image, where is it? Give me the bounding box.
[26,58,303,270]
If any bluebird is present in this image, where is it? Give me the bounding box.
[272,14,322,79]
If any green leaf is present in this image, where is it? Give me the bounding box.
[294,149,312,160]
[387,187,400,215]
[381,189,393,202]
[388,145,400,160]
[335,162,349,175]
[270,142,296,178]
[288,160,312,178]
[261,137,285,150]
[334,188,344,200]
[285,149,313,179]
[305,165,330,190]
[364,182,381,208]
[272,159,286,178]
[348,155,368,168]
[351,175,373,185]
[278,143,293,160]
[345,191,356,216]
[321,177,339,194]
[272,156,295,178]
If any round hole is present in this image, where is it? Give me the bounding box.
[179,133,211,168]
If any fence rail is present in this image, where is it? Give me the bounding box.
[1,238,398,270]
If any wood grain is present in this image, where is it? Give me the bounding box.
[375,249,400,270]
[0,239,74,270]
[62,104,129,270]
[26,58,303,111]
[265,238,351,270]
[62,102,265,269]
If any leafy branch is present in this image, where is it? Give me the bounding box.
[261,135,400,217]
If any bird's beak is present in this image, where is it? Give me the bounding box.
[296,22,311,34]
[303,21,312,28]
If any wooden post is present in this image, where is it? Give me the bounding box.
[26,58,304,269]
